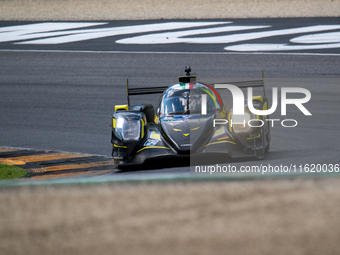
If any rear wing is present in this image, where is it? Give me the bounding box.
[212,71,266,97]
[126,79,168,106]
[125,69,266,105]
[125,66,199,106]
[125,75,197,106]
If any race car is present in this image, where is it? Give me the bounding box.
[111,67,271,168]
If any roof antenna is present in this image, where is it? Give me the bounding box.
[185,66,191,76]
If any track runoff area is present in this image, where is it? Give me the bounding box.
[0,18,340,182]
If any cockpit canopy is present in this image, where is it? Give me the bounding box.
[159,83,222,116]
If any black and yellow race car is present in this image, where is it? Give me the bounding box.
[111,67,271,168]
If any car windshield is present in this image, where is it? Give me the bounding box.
[160,86,219,116]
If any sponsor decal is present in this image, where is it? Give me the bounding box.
[144,139,159,146]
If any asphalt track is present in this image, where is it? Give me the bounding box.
[0,18,339,178]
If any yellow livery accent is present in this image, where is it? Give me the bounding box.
[213,126,224,137]
[191,127,200,130]
[252,96,263,102]
[204,140,236,148]
[112,118,116,128]
[183,133,189,136]
[228,112,232,133]
[141,119,144,138]
[150,131,161,139]
[115,104,128,111]
[247,134,261,140]
[173,128,182,131]
[137,146,170,153]
[114,144,127,148]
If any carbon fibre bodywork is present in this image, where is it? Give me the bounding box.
[111,69,270,168]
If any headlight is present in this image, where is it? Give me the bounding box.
[230,110,255,134]
[114,112,145,142]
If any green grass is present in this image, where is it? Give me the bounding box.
[0,164,27,179]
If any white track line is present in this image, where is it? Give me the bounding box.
[1,49,340,56]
